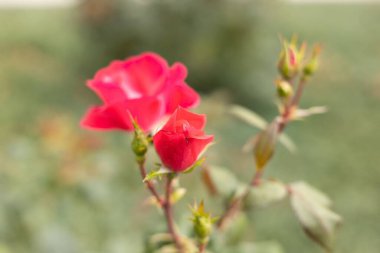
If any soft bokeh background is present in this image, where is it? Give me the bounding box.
[1,0,380,252]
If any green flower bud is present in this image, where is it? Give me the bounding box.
[303,44,322,76]
[190,201,218,244]
[276,79,293,99]
[131,120,149,162]
[254,120,279,171]
[278,36,308,80]
[194,216,212,243]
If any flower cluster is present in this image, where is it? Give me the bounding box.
[81,52,213,172]
[81,52,215,253]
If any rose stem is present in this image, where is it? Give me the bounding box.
[138,162,183,251]
[278,76,307,132]
[216,196,244,230]
[163,175,184,253]
[199,242,206,253]
[138,161,164,206]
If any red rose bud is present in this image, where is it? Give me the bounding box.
[153,108,214,172]
[278,38,306,80]
[81,52,200,132]
[278,42,298,79]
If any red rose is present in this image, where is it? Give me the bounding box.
[81,52,200,132]
[153,108,214,172]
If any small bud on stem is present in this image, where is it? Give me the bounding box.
[131,120,149,164]
[276,79,294,100]
[254,120,279,172]
[278,42,299,79]
[303,44,322,76]
[190,201,218,251]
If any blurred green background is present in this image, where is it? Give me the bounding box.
[0,0,380,252]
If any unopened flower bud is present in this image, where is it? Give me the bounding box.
[278,42,299,79]
[303,44,322,76]
[190,201,218,244]
[153,108,213,172]
[254,120,279,171]
[131,120,149,162]
[276,79,293,99]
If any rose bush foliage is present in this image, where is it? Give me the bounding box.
[80,45,340,253]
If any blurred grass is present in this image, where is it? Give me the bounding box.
[0,2,380,253]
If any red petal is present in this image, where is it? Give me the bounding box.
[162,108,206,133]
[81,97,165,132]
[153,131,197,172]
[88,60,130,104]
[87,79,127,104]
[169,62,188,81]
[164,63,199,113]
[122,52,168,96]
[153,131,214,172]
[124,96,165,132]
[165,83,200,114]
[88,53,170,103]
[80,105,132,131]
[188,135,214,159]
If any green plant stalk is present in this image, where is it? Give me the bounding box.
[217,75,308,231]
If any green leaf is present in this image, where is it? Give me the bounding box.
[151,237,197,253]
[246,180,288,208]
[229,104,267,129]
[202,166,240,196]
[232,241,285,253]
[290,181,342,251]
[294,106,328,120]
[229,104,296,153]
[143,167,172,182]
[155,245,178,253]
[222,213,250,246]
[170,187,186,204]
[145,233,172,253]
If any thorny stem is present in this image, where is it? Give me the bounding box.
[138,161,164,206]
[138,160,184,252]
[163,175,185,253]
[217,76,308,231]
